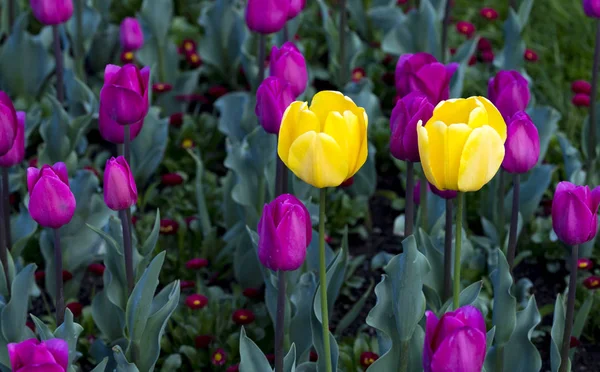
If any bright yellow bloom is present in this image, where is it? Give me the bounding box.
[278,91,368,188]
[418,96,507,192]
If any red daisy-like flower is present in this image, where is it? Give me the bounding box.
[169,113,184,128]
[456,21,475,38]
[468,55,477,66]
[571,80,592,95]
[243,287,261,299]
[480,7,499,20]
[360,351,379,368]
[266,354,275,363]
[160,219,180,235]
[449,48,457,56]
[161,173,184,186]
[208,85,228,99]
[131,215,139,225]
[35,270,45,282]
[62,270,73,282]
[351,67,366,83]
[187,52,203,68]
[88,263,106,276]
[185,294,209,310]
[66,302,83,317]
[578,258,593,270]
[180,280,195,290]
[524,49,539,62]
[152,83,173,94]
[340,177,354,188]
[481,50,495,63]
[309,351,318,362]
[195,334,214,349]
[570,336,581,348]
[186,258,209,270]
[179,39,197,55]
[226,365,240,372]
[232,309,255,325]
[181,139,195,150]
[26,321,35,333]
[584,276,600,289]
[477,37,492,51]
[120,51,134,64]
[29,158,38,168]
[185,216,198,227]
[212,349,227,366]
[572,94,591,107]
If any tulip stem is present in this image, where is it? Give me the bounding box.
[440,0,452,61]
[559,245,578,372]
[404,161,415,237]
[7,0,14,31]
[275,270,286,372]
[120,209,135,295]
[52,25,65,104]
[0,173,8,294]
[586,20,600,183]
[54,229,65,326]
[419,175,428,231]
[339,0,347,86]
[453,192,464,309]
[258,35,266,83]
[2,168,11,252]
[124,125,131,165]
[318,188,333,372]
[283,24,289,42]
[74,0,86,81]
[275,157,288,196]
[495,346,505,372]
[443,199,453,301]
[497,170,505,243]
[507,174,520,272]
[510,0,517,10]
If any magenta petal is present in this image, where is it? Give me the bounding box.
[429,328,486,372]
[19,364,66,372]
[98,103,144,144]
[413,62,449,104]
[51,162,69,186]
[274,205,308,270]
[116,156,138,201]
[258,204,280,270]
[8,339,39,370]
[591,186,600,213]
[29,176,76,229]
[430,314,465,351]
[140,67,151,91]
[451,305,486,335]
[552,189,595,245]
[104,64,122,84]
[0,111,25,167]
[100,85,146,125]
[423,311,439,372]
[44,339,68,370]
[27,168,41,194]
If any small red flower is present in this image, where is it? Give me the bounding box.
[266,354,275,363]
[570,336,581,348]
[195,334,214,348]
[160,219,180,235]
[88,263,105,276]
[62,270,73,282]
[578,258,593,270]
[456,21,475,38]
[181,138,195,149]
[524,49,538,62]
[572,80,592,95]
[179,39,197,55]
[226,365,239,372]
[66,302,83,317]
[83,166,100,178]
[35,270,45,282]
[324,234,332,244]
[477,37,492,51]
[449,48,457,55]
[28,158,38,168]
[208,85,228,99]
[180,280,195,290]
[340,177,354,188]
[161,173,184,186]
[212,348,227,366]
[152,83,173,94]
[243,287,261,299]
[397,0,408,4]
[26,321,35,332]
[120,51,134,64]
[309,350,318,362]
[481,50,494,63]
[360,351,379,368]
[186,258,209,270]
[187,52,203,68]
[584,276,600,289]
[480,7,499,20]
[468,55,477,66]
[131,215,139,225]
[294,34,300,41]
[369,41,381,48]
[169,113,184,128]
[351,67,366,83]
[572,94,591,107]
[232,309,255,325]
[185,294,209,309]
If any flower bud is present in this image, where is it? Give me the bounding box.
[552,181,600,245]
[488,70,530,120]
[245,0,289,34]
[27,162,76,228]
[256,76,295,134]
[269,42,308,97]
[103,156,137,211]
[0,111,25,167]
[395,53,457,105]
[30,0,73,25]
[390,92,434,162]
[584,0,600,18]
[0,92,18,157]
[501,111,540,174]
[120,17,144,52]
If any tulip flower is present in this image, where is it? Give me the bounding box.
[578,258,593,270]
[232,309,255,325]
[257,194,312,271]
[572,94,591,107]
[269,42,308,97]
[30,0,73,25]
[502,111,540,174]
[8,338,68,371]
[395,53,457,105]
[27,162,76,228]
[0,111,25,167]
[103,156,137,211]
[488,70,531,120]
[584,0,600,18]
[186,258,209,270]
[430,183,457,200]
[572,80,592,94]
[119,17,144,52]
[100,64,150,126]
[278,91,368,188]
[185,294,208,309]
[456,21,476,37]
[360,352,379,368]
[195,335,214,348]
[390,92,434,162]
[212,349,227,366]
[99,104,144,144]
[423,306,486,372]
[552,182,600,245]
[418,96,507,192]
[255,76,295,134]
[288,0,306,19]
[246,0,289,34]
[0,92,18,157]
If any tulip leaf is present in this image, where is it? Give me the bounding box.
[65,2,101,52]
[1,264,36,343]
[335,279,374,337]
[239,327,273,372]
[88,24,119,74]
[503,164,553,224]
[557,133,583,182]
[90,358,109,372]
[490,249,516,346]
[215,92,259,144]
[130,107,168,187]
[91,289,126,341]
[289,272,318,362]
[54,310,84,369]
[347,0,369,40]
[417,228,444,298]
[438,281,483,314]
[10,206,38,258]
[30,314,54,341]
[113,345,139,372]
[367,5,405,34]
[141,210,161,257]
[141,0,173,42]
[550,294,569,372]
[570,294,593,360]
[494,8,526,71]
[527,106,560,163]
[503,296,542,372]
[160,354,182,371]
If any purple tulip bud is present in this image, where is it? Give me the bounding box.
[395,53,456,105]
[8,338,69,371]
[288,0,306,20]
[30,0,73,25]
[27,162,76,229]
[258,194,312,271]
[430,183,457,200]
[0,111,25,167]
[120,17,144,52]
[256,77,295,134]
[98,102,144,144]
[0,92,18,157]
[99,64,150,126]
[552,182,600,245]
[583,0,600,18]
[501,111,539,174]
[269,42,308,97]
[246,0,290,34]
[488,70,530,120]
[424,306,487,372]
[390,92,434,162]
[103,156,138,211]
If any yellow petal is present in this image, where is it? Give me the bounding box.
[287,131,349,188]
[475,96,507,141]
[322,111,349,158]
[347,110,369,178]
[419,121,447,189]
[278,101,320,164]
[458,126,505,191]
[309,91,359,127]
[445,123,472,190]
[467,106,488,129]
[428,98,477,126]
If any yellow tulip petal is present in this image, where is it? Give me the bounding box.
[445,123,472,190]
[466,106,488,129]
[347,110,369,177]
[457,126,505,192]
[322,111,349,157]
[418,122,440,189]
[287,131,349,188]
[476,96,507,141]
[428,98,477,126]
[278,101,320,163]
[309,91,358,126]
[423,121,448,189]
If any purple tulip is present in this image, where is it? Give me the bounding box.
[390,92,434,162]
[488,70,530,120]
[269,42,308,97]
[103,156,138,211]
[430,183,458,200]
[256,76,295,134]
[0,92,18,157]
[27,162,76,229]
[30,0,73,25]
[395,53,457,105]
[552,182,600,245]
[8,338,69,372]
[98,104,144,144]
[246,0,289,34]
[288,0,306,19]
[120,17,144,52]
[424,306,487,372]
[0,111,25,167]
[99,64,150,126]
[502,111,540,174]
[584,0,600,17]
[258,194,312,271]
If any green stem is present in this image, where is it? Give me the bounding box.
[257,176,266,217]
[275,270,286,372]
[404,162,415,237]
[74,0,86,81]
[587,21,600,184]
[187,149,212,237]
[420,175,428,231]
[2,168,10,252]
[496,345,505,372]
[443,199,453,301]
[453,192,464,309]
[52,25,65,104]
[506,173,520,272]
[559,245,579,372]
[120,209,134,294]
[399,340,409,372]
[0,169,9,294]
[54,229,65,325]
[497,170,505,245]
[318,188,332,372]
[157,42,167,82]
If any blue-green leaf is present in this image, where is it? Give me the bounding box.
[491,250,516,346]
[239,327,272,372]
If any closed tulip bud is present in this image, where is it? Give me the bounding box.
[8,338,68,372]
[258,194,312,271]
[0,111,25,167]
[488,70,531,120]
[418,96,507,192]
[390,92,434,162]
[246,0,289,34]
[395,53,457,105]
[256,76,295,134]
[430,183,457,200]
[269,42,308,97]
[27,162,76,228]
[583,0,600,18]
[288,0,306,19]
[103,156,137,211]
[501,111,539,174]
[0,92,18,157]
[423,306,486,372]
[120,17,144,52]
[552,182,600,245]
[100,64,150,126]
[278,91,369,188]
[30,0,73,25]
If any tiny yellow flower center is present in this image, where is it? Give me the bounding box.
[193,300,201,306]
[353,71,363,80]
[182,139,193,148]
[185,42,194,51]
[214,353,222,361]
[191,54,199,63]
[239,315,248,320]
[124,52,133,60]
[157,84,164,90]
[579,262,589,269]
[592,279,599,287]
[461,26,468,32]
[161,225,173,233]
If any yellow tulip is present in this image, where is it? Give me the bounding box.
[418,96,507,192]
[278,91,369,188]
